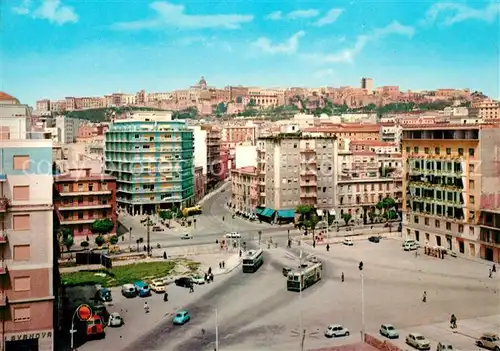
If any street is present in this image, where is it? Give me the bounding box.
[79,189,500,351]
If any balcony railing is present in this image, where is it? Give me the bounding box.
[0,261,7,275]
[300,181,317,187]
[300,148,315,154]
[58,204,112,211]
[0,197,9,212]
[0,291,6,307]
[300,170,317,176]
[59,190,112,196]
[300,192,317,198]
[0,231,7,244]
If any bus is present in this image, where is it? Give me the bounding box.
[182,205,202,217]
[287,262,322,292]
[242,248,264,273]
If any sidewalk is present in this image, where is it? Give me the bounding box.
[295,231,401,245]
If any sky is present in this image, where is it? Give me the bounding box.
[2,0,499,106]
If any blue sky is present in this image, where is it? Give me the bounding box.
[2,0,499,105]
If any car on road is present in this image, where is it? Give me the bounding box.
[152,226,164,232]
[108,312,124,327]
[181,233,193,240]
[476,333,500,350]
[225,232,241,239]
[134,281,151,297]
[436,342,454,351]
[404,242,418,251]
[150,279,166,293]
[175,277,193,288]
[406,332,430,350]
[121,284,137,298]
[379,324,399,339]
[190,275,205,285]
[343,238,354,246]
[173,310,190,325]
[369,236,381,243]
[324,324,349,338]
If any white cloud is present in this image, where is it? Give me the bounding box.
[12,0,78,25]
[253,31,305,55]
[175,36,233,51]
[423,1,500,26]
[112,1,253,30]
[12,0,31,15]
[314,8,343,27]
[314,68,335,78]
[302,21,414,64]
[265,9,319,20]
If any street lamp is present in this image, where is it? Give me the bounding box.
[70,304,92,350]
[359,261,365,340]
[128,226,132,252]
[215,308,219,351]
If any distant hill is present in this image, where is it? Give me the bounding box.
[64,106,169,122]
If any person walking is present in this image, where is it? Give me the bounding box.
[450,314,457,329]
[341,272,344,282]
[493,263,496,273]
[326,244,330,252]
[422,291,427,303]
[189,282,194,293]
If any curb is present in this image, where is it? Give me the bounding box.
[214,259,242,276]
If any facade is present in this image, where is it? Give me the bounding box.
[0,94,30,140]
[361,78,374,94]
[221,124,257,150]
[402,124,500,259]
[479,210,500,263]
[0,139,55,351]
[256,135,338,213]
[55,116,80,144]
[469,99,500,120]
[54,168,117,237]
[230,166,259,214]
[194,166,206,203]
[104,112,195,214]
[200,125,221,190]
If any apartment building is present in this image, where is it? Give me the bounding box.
[55,116,80,144]
[255,134,338,220]
[0,139,55,351]
[402,124,500,259]
[194,166,206,203]
[231,166,259,214]
[0,93,30,140]
[479,210,500,263]
[221,124,257,150]
[104,111,195,215]
[54,168,117,237]
[200,125,221,190]
[469,99,500,120]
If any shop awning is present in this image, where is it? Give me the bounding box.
[260,208,276,217]
[277,209,295,218]
[255,208,264,215]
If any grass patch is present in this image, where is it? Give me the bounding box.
[61,261,177,287]
[184,260,201,272]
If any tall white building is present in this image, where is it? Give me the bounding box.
[55,116,80,144]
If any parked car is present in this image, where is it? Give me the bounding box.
[476,333,500,350]
[173,310,191,325]
[108,312,124,327]
[225,232,241,239]
[436,342,454,351]
[369,236,381,243]
[175,277,193,288]
[324,324,350,338]
[150,279,166,293]
[379,324,399,339]
[282,267,292,277]
[152,226,164,232]
[134,281,151,297]
[406,332,430,350]
[181,233,193,240]
[191,275,205,285]
[404,242,418,251]
[96,288,112,302]
[121,284,137,298]
[343,238,354,246]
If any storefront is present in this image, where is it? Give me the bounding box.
[3,330,53,351]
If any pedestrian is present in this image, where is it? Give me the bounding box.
[143,245,147,252]
[219,262,222,269]
[210,273,214,282]
[450,314,457,329]
[493,263,496,273]
[222,261,225,269]
[422,291,427,303]
[341,272,344,282]
[222,216,225,221]
[489,269,493,278]
[326,244,330,252]
[204,273,208,282]
[208,266,212,275]
[313,240,316,248]
[239,250,242,258]
[163,251,167,260]
[189,283,194,293]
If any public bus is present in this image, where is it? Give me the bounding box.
[287,262,322,292]
[242,248,264,273]
[182,205,202,217]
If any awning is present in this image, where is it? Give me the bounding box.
[316,209,324,216]
[255,208,264,215]
[277,209,295,218]
[261,208,276,217]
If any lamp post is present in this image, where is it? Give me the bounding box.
[359,261,365,340]
[70,304,92,350]
[215,308,219,351]
[128,226,132,252]
[146,215,152,257]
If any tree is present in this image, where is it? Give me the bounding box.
[95,235,105,247]
[368,209,376,224]
[109,235,119,245]
[63,235,74,252]
[295,205,313,221]
[80,241,89,248]
[342,213,352,226]
[159,210,173,221]
[91,219,114,235]
[386,209,398,221]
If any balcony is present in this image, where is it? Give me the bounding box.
[0,197,9,213]
[301,158,317,164]
[0,291,6,307]
[58,203,112,211]
[300,148,315,154]
[300,192,317,198]
[60,218,100,225]
[60,190,112,196]
[300,180,317,187]
[0,231,7,244]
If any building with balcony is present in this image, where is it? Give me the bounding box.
[402,124,500,259]
[194,166,206,203]
[231,166,259,214]
[254,134,338,221]
[54,168,117,237]
[479,210,500,263]
[104,111,195,215]
[200,125,221,190]
[469,99,500,120]
[0,138,55,351]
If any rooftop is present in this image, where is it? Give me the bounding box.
[350,140,397,147]
[0,91,19,103]
[232,166,257,174]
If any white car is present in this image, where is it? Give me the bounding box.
[343,238,354,246]
[436,342,454,351]
[108,312,124,327]
[324,324,350,338]
[225,232,241,239]
[190,275,206,285]
[406,332,430,350]
[150,279,166,293]
[181,233,193,240]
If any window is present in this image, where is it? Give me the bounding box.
[458,148,464,156]
[14,277,31,291]
[13,245,30,261]
[446,222,451,231]
[13,214,30,231]
[469,196,475,204]
[13,185,29,201]
[424,147,429,154]
[413,146,419,153]
[469,180,475,190]
[435,220,440,228]
[446,148,451,155]
[469,226,474,235]
[14,306,31,322]
[424,218,429,225]
[406,146,410,153]
[414,215,419,224]
[13,155,30,171]
[458,224,464,233]
[435,147,440,155]
[469,148,475,157]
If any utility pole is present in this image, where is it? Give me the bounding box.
[146,215,151,257]
[359,261,365,340]
[326,211,329,242]
[215,308,219,351]
[128,226,132,252]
